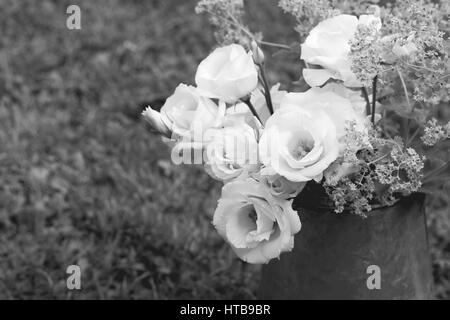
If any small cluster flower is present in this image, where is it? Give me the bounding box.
[349,17,385,86]
[374,140,425,194]
[348,0,450,108]
[278,0,340,38]
[326,174,375,216]
[421,118,450,146]
[195,0,258,46]
[326,127,426,216]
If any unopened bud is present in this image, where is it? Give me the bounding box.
[251,40,265,65]
[142,106,172,138]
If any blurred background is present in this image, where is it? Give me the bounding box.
[0,0,448,299]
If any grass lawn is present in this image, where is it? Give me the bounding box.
[0,0,448,299]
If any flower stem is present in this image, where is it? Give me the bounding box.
[371,76,378,125]
[396,68,412,141]
[361,87,371,116]
[368,153,389,165]
[258,64,274,115]
[406,125,422,146]
[423,161,450,182]
[258,40,292,51]
[396,68,411,110]
[241,97,262,124]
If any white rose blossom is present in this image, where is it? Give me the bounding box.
[257,167,306,200]
[261,84,372,183]
[204,118,260,182]
[259,104,339,183]
[195,44,259,103]
[160,84,226,141]
[259,83,372,183]
[281,83,368,139]
[213,178,301,264]
[301,14,382,88]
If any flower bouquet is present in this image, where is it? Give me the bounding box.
[143,0,449,299]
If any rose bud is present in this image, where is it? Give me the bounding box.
[142,106,172,138]
[251,40,265,65]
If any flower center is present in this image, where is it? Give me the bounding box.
[244,206,275,245]
[248,209,257,224]
[293,138,314,160]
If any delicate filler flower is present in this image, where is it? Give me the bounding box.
[324,160,361,187]
[213,178,301,264]
[325,128,425,216]
[259,104,339,182]
[195,44,259,103]
[421,118,450,146]
[160,84,226,140]
[381,0,450,105]
[374,141,425,193]
[195,0,253,46]
[349,16,385,86]
[278,0,340,38]
[301,14,381,87]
